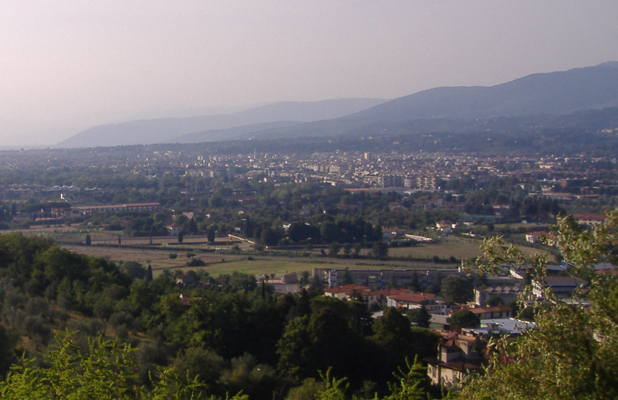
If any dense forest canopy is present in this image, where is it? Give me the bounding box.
[0,232,446,399]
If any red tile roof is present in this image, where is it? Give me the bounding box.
[324,285,370,294]
[466,306,512,315]
[390,292,436,303]
[371,288,408,296]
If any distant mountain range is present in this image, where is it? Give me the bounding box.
[166,121,301,144]
[245,61,618,140]
[57,62,618,148]
[56,98,387,148]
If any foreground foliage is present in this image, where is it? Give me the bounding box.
[0,232,444,398]
[459,211,618,399]
[0,330,438,400]
[0,330,217,399]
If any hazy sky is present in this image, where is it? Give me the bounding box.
[1,1,617,146]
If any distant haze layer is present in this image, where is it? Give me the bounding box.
[57,62,618,148]
[57,98,387,148]
[1,1,618,146]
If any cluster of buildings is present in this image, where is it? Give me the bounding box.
[2,146,617,232]
[321,282,526,388]
[71,202,161,215]
[319,264,589,390]
[9,202,162,223]
[178,151,618,195]
[16,146,600,196]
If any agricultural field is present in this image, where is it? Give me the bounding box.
[23,225,557,279]
[63,233,557,279]
[493,222,551,231]
[173,258,341,279]
[62,245,204,271]
[387,237,555,263]
[62,244,348,277]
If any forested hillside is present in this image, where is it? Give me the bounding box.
[0,233,443,399]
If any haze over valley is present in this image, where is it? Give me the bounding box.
[2,1,618,147]
[2,3,618,399]
[56,62,618,148]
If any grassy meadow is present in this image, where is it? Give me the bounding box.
[387,238,553,262]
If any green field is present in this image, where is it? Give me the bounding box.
[387,238,554,262]
[59,230,556,278]
[493,223,551,231]
[163,258,347,278]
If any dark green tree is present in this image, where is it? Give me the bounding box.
[320,221,340,244]
[121,261,146,279]
[372,241,389,260]
[447,309,480,329]
[342,243,352,258]
[352,243,362,258]
[277,309,364,382]
[260,228,279,247]
[0,325,16,379]
[372,307,415,365]
[486,295,505,307]
[407,305,431,328]
[409,327,441,359]
[342,268,355,285]
[328,242,341,258]
[409,271,421,292]
[171,347,226,396]
[145,264,153,283]
[207,227,216,243]
[440,275,473,303]
[297,289,312,318]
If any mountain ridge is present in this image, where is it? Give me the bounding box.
[57,98,387,148]
[243,62,618,141]
[57,62,618,148]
